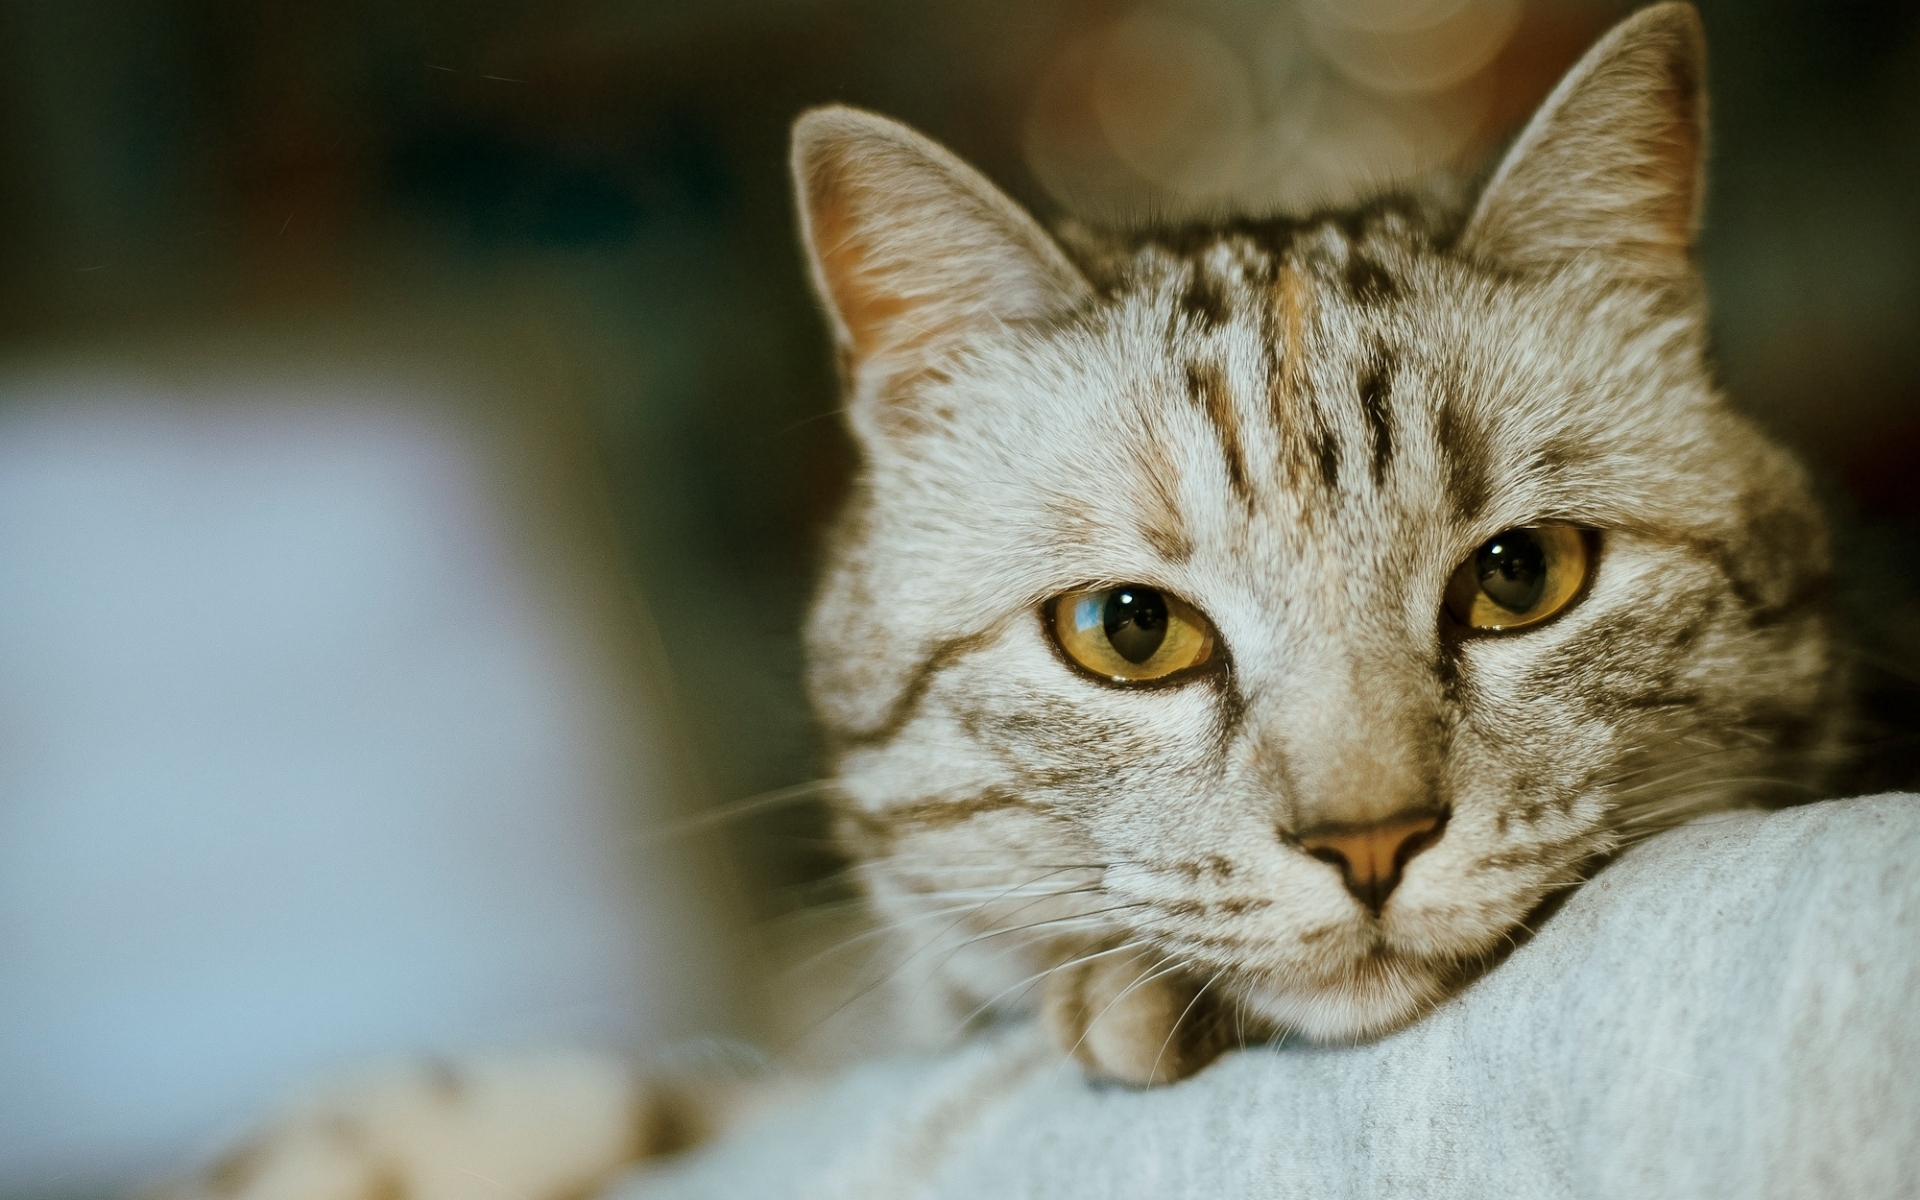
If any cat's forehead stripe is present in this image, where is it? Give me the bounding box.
[1178,271,1231,332]
[1434,390,1492,524]
[1359,348,1396,485]
[1263,261,1345,500]
[1184,360,1253,508]
[1344,253,1402,305]
[1137,433,1195,562]
[1173,228,1418,510]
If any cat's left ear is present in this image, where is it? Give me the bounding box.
[1461,2,1707,282]
[792,106,1092,439]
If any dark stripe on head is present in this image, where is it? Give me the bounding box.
[1359,350,1396,485]
[1142,520,1193,562]
[1435,391,1490,523]
[1186,361,1253,505]
[1138,433,1194,561]
[1344,254,1401,304]
[1180,270,1230,330]
[1267,266,1309,433]
[1529,439,1579,475]
[1311,422,1340,493]
[1137,214,1305,260]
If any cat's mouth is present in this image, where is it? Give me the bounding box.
[1134,859,1529,1043]
[1225,940,1469,1042]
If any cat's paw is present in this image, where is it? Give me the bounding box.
[148,1054,663,1200]
[1041,949,1240,1086]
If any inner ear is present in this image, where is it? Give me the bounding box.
[1461,2,1708,279]
[799,143,925,362]
[791,106,1092,372]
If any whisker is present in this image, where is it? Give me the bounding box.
[1147,966,1222,1083]
[1052,954,1193,1087]
[940,939,1154,1050]
[775,865,1117,1054]
[630,779,839,844]
[896,901,1151,1018]
[776,886,1117,981]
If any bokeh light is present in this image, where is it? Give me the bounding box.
[1025,0,1524,215]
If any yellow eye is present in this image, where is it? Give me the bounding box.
[1444,524,1593,632]
[1050,586,1218,683]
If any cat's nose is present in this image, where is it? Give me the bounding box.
[1297,811,1447,913]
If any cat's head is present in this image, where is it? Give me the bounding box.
[792,2,1836,1040]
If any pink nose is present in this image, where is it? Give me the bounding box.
[1297,811,1447,912]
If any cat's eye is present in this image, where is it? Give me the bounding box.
[1049,586,1218,683]
[1444,525,1593,632]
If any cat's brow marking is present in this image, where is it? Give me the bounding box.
[1343,251,1402,304]
[1262,262,1342,499]
[1179,269,1231,331]
[1359,347,1396,485]
[1265,263,1310,435]
[1136,432,1195,562]
[1185,360,1252,506]
[1309,415,1340,495]
[1435,387,1490,523]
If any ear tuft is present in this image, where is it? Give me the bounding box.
[1461,2,1708,280]
[791,106,1091,374]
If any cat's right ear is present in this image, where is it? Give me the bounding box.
[791,106,1092,443]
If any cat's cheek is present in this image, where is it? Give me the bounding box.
[1383,884,1539,965]
[1381,794,1618,975]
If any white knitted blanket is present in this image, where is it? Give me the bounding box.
[612,795,1920,1199]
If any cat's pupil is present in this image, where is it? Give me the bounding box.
[1103,587,1169,664]
[1477,530,1547,612]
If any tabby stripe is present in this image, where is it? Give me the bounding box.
[837,789,1052,851]
[1179,269,1230,330]
[1435,390,1490,523]
[1266,264,1310,438]
[1359,348,1396,485]
[1138,433,1194,562]
[1185,360,1252,505]
[1267,264,1342,496]
[1310,419,1340,493]
[830,630,994,749]
[1343,252,1402,304]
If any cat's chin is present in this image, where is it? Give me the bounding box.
[1234,950,1460,1043]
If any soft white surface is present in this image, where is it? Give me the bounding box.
[618,795,1920,1199]
[0,375,711,1196]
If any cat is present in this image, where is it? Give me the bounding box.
[160,4,1839,1197]
[798,0,1833,1084]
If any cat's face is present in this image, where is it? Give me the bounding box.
[794,3,1835,1042]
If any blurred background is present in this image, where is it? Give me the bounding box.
[0,0,1916,1196]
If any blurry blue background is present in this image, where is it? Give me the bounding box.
[0,1,1915,1196]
